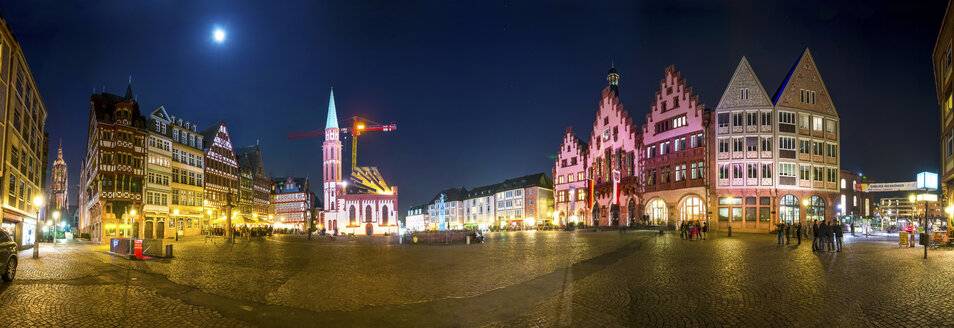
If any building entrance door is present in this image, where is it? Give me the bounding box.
[144,220,154,239]
[156,221,165,239]
[365,223,373,236]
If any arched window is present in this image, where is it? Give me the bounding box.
[646,199,668,225]
[779,195,799,224]
[807,196,825,222]
[382,205,389,225]
[349,206,356,225]
[365,205,373,222]
[680,196,705,223]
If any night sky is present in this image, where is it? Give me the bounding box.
[0,1,946,214]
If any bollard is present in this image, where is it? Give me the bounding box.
[728,225,732,237]
[165,244,173,258]
[466,236,471,245]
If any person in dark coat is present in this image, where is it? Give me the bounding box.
[819,220,828,251]
[812,220,819,251]
[834,221,844,252]
[826,220,836,252]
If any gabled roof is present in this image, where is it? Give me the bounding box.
[771,48,838,116]
[200,122,226,149]
[235,145,266,175]
[150,105,171,122]
[716,56,773,110]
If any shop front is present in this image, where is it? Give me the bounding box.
[3,209,36,247]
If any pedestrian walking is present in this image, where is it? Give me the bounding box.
[819,220,828,251]
[701,221,708,240]
[796,223,802,245]
[680,222,687,240]
[835,221,844,252]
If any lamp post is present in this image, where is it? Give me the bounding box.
[127,209,136,239]
[32,195,43,259]
[173,209,180,241]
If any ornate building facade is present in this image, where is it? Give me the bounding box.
[80,85,147,244]
[236,145,271,220]
[712,49,839,232]
[640,66,709,228]
[553,51,838,232]
[200,123,238,228]
[935,0,954,227]
[320,89,398,236]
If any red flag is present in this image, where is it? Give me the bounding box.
[612,170,621,206]
[587,179,594,209]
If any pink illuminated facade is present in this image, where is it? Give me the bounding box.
[639,66,710,227]
[553,66,711,228]
[552,127,588,225]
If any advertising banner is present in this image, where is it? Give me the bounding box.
[861,182,917,192]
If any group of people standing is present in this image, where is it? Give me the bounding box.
[774,220,845,252]
[680,221,707,240]
[810,220,844,252]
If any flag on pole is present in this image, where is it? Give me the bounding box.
[612,170,621,206]
[587,178,594,209]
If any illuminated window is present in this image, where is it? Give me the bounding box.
[779,195,799,224]
[813,117,823,131]
[646,199,668,225]
[680,196,705,223]
[840,179,846,189]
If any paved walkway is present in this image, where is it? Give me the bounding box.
[0,231,953,327]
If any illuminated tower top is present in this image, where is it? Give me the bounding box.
[607,64,620,96]
[326,88,339,130]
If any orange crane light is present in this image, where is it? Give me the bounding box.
[288,116,396,173]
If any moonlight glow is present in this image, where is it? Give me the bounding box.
[213,28,226,43]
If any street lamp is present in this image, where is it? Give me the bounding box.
[32,195,43,259]
[173,209,180,241]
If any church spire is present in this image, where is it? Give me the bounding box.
[124,75,134,100]
[57,138,63,160]
[326,87,339,130]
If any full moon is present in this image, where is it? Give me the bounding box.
[213,28,226,43]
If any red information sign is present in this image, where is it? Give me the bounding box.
[134,239,143,259]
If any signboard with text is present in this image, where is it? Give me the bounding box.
[860,182,917,192]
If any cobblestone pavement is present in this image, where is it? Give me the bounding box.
[1,231,953,327]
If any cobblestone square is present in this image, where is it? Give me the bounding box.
[1,231,953,327]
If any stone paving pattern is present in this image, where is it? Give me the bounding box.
[0,231,953,327]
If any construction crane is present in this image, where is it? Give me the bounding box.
[288,116,397,173]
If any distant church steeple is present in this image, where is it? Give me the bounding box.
[124,75,134,100]
[607,63,620,96]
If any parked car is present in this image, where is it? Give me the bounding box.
[0,229,17,282]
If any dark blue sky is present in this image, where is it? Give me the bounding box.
[0,1,945,213]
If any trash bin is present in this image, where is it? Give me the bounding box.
[165,244,173,258]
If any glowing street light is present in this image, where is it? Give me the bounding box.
[32,195,43,258]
